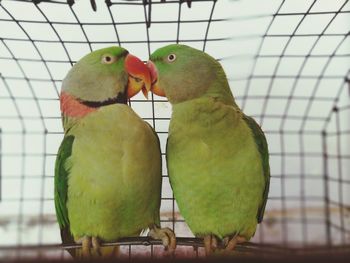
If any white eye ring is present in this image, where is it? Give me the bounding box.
[101,54,116,64]
[167,54,176,62]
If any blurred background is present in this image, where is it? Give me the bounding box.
[0,0,349,259]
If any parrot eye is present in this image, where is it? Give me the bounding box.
[101,54,116,64]
[167,54,176,63]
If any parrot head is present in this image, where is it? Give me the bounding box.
[61,46,151,117]
[146,44,224,104]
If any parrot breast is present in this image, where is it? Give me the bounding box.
[167,97,265,240]
[65,104,161,241]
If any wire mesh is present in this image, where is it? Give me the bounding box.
[0,0,349,260]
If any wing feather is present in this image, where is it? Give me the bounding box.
[54,135,75,243]
[243,115,270,223]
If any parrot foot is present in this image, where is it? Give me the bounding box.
[81,236,92,258]
[203,235,218,256]
[148,225,176,253]
[77,236,102,258]
[92,237,102,256]
[223,235,246,252]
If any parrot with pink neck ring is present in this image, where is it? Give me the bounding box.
[55,46,176,258]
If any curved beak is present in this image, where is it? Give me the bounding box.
[124,54,152,99]
[147,60,166,97]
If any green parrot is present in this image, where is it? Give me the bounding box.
[146,44,270,255]
[55,46,176,258]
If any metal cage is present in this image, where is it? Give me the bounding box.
[0,0,349,260]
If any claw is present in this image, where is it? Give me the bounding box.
[92,237,102,257]
[225,235,246,253]
[148,225,176,253]
[203,235,217,256]
[74,235,119,259]
[81,236,92,258]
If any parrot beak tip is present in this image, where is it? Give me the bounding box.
[146,60,166,98]
[142,87,149,100]
[125,54,152,99]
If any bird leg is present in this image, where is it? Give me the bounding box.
[92,236,102,257]
[148,225,176,252]
[224,235,246,252]
[203,235,218,256]
[76,236,103,258]
[81,236,92,258]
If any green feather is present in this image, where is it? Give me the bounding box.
[64,105,162,241]
[54,135,75,244]
[166,98,267,239]
[150,44,270,241]
[145,122,162,227]
[242,115,270,223]
[56,46,164,258]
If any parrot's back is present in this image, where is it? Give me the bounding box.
[167,97,267,240]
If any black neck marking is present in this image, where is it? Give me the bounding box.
[78,92,127,108]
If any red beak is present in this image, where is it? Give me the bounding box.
[124,54,152,99]
[147,60,166,97]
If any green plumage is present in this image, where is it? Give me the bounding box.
[150,44,270,241]
[167,98,266,239]
[54,47,162,254]
[58,105,161,241]
[242,115,270,223]
[54,135,75,244]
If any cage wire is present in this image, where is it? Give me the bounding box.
[0,0,349,260]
